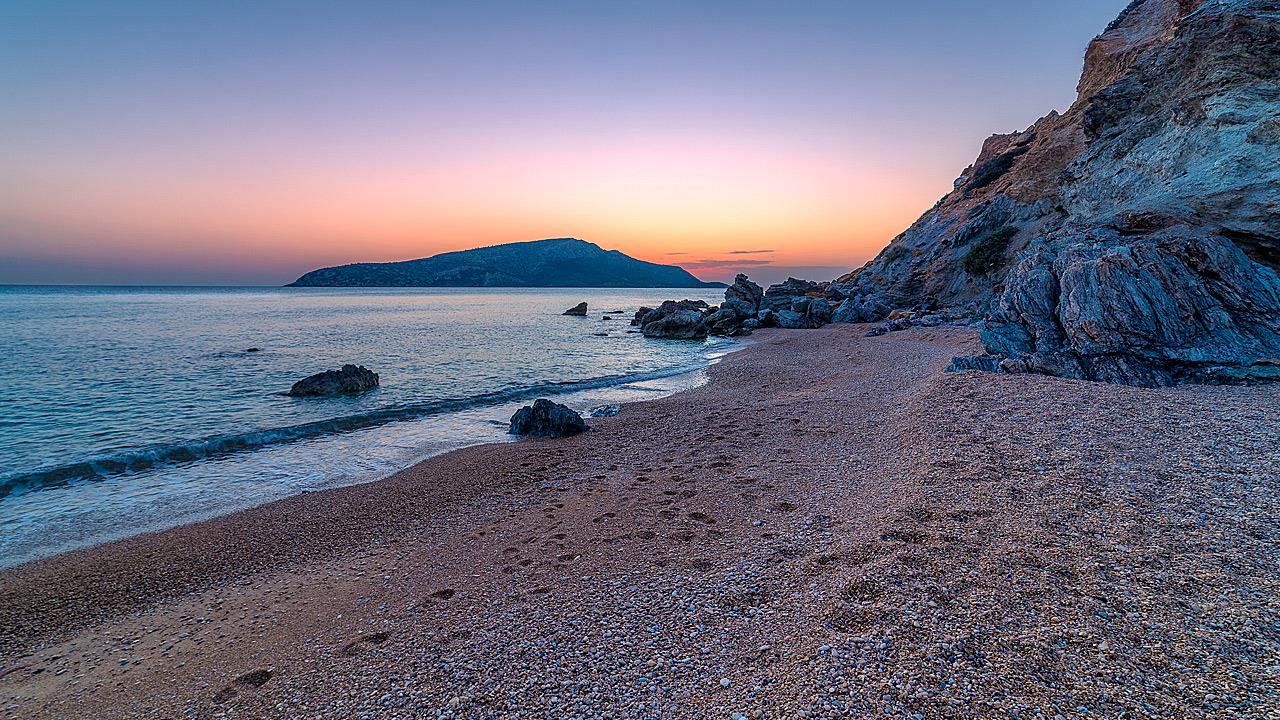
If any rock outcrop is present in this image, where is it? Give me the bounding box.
[288,365,380,397]
[841,0,1280,386]
[563,302,588,316]
[640,304,710,339]
[633,275,856,338]
[509,399,589,438]
[721,274,765,319]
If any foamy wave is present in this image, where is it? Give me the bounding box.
[0,363,707,498]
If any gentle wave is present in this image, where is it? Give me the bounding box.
[0,363,706,498]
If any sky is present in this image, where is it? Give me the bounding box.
[0,0,1130,286]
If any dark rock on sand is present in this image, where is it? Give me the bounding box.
[839,0,1280,386]
[807,297,834,326]
[509,399,588,438]
[721,274,764,319]
[288,365,380,397]
[763,278,824,312]
[775,310,810,330]
[563,302,588,316]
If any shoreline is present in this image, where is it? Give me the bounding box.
[1,325,1277,719]
[0,338,742,570]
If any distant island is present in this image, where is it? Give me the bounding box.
[287,238,724,288]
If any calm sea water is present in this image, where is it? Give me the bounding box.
[0,286,735,567]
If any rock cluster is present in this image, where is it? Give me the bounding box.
[508,399,588,438]
[635,274,899,339]
[838,0,1280,386]
[287,365,380,397]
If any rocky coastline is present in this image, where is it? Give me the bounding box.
[833,0,1280,387]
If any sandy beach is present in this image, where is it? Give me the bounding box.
[1,325,1277,719]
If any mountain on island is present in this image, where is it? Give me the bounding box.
[838,0,1280,387]
[287,238,723,288]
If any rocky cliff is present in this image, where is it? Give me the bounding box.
[841,0,1280,386]
[288,238,722,289]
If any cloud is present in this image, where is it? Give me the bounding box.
[680,258,774,269]
[727,249,775,255]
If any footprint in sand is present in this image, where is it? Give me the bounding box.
[213,668,274,702]
[339,632,390,657]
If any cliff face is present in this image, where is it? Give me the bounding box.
[288,238,722,289]
[842,0,1280,386]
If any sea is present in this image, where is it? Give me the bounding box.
[0,286,736,568]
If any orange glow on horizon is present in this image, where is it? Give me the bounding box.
[1,128,952,283]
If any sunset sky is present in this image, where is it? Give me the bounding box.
[1,0,1129,286]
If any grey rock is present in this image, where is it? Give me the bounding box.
[838,0,1280,386]
[642,309,709,339]
[807,297,833,326]
[509,399,588,438]
[563,302,588,316]
[704,307,742,335]
[775,310,810,330]
[722,274,764,319]
[589,404,621,417]
[630,307,654,326]
[288,364,379,397]
[832,296,888,324]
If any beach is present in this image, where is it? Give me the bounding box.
[1,324,1277,719]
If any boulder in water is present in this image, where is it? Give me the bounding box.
[288,364,379,397]
[509,399,589,438]
[563,302,588,316]
[642,309,709,339]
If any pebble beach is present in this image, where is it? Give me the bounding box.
[1,325,1277,719]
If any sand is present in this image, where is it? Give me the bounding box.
[1,325,1277,719]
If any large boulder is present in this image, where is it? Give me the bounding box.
[703,307,743,336]
[722,274,764,318]
[807,297,834,326]
[642,309,709,339]
[763,277,826,312]
[563,302,588,316]
[288,365,379,397]
[775,309,811,329]
[832,296,888,324]
[509,399,588,438]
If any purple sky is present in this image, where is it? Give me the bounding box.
[0,0,1130,285]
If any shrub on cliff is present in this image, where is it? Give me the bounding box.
[962,227,1019,276]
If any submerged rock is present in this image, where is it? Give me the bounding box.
[509,399,589,438]
[288,365,379,397]
[563,302,588,316]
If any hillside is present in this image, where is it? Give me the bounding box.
[287,238,722,288]
[839,0,1280,386]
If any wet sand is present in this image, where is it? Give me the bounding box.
[1,325,1277,719]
